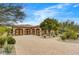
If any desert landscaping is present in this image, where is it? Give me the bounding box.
[0,3,79,55]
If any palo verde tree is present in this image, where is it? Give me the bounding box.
[40,18,59,37]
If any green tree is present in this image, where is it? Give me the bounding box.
[0,4,26,48]
[40,18,59,37]
[0,4,26,35]
[0,4,25,23]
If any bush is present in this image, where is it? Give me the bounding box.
[4,45,13,54]
[69,31,78,40]
[0,37,6,48]
[61,32,67,41]
[61,36,66,41]
[7,36,16,44]
[61,30,78,40]
[77,34,79,38]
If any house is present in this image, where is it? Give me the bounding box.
[12,24,47,36]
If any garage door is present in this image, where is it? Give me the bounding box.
[15,29,23,35]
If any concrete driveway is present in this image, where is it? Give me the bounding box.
[14,35,79,55]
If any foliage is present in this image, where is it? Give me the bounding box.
[59,20,78,40]
[7,36,16,44]
[69,31,78,40]
[0,36,6,48]
[40,18,53,30]
[0,26,11,36]
[0,4,26,24]
[3,45,14,54]
[62,20,76,32]
[0,26,7,34]
[61,30,78,40]
[40,17,79,40]
[40,18,59,36]
[0,32,16,48]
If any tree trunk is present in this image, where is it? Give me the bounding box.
[48,30,51,37]
[12,26,13,35]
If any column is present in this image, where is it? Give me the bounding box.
[23,28,25,35]
[34,28,36,35]
[30,27,32,35]
[13,28,16,36]
[40,28,42,36]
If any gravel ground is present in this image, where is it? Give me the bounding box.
[14,35,79,55]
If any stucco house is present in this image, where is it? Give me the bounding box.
[12,24,48,36]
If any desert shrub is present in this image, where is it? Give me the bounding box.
[3,45,13,54]
[77,34,79,38]
[61,36,66,41]
[61,30,78,40]
[7,36,16,44]
[0,26,8,35]
[55,32,58,36]
[0,37,6,48]
[69,31,78,40]
[61,32,67,41]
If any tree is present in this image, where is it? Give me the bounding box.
[40,18,59,37]
[0,4,26,24]
[0,4,26,36]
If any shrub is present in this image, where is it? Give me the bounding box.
[7,36,16,44]
[4,45,13,54]
[61,30,78,40]
[55,32,58,36]
[61,32,67,41]
[61,36,66,41]
[0,37,6,48]
[0,26,8,35]
[69,31,78,40]
[77,34,79,38]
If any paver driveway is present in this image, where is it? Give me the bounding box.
[14,35,79,55]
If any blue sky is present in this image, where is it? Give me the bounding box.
[18,3,79,25]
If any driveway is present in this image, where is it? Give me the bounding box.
[14,35,79,55]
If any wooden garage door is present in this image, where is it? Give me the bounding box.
[32,29,35,35]
[15,29,23,35]
[36,29,40,36]
[24,29,30,35]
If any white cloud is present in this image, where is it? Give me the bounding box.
[33,9,57,25]
[34,3,71,16]
[32,3,72,25]
[34,3,71,17]
[17,21,38,25]
[45,3,70,10]
[19,3,79,25]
